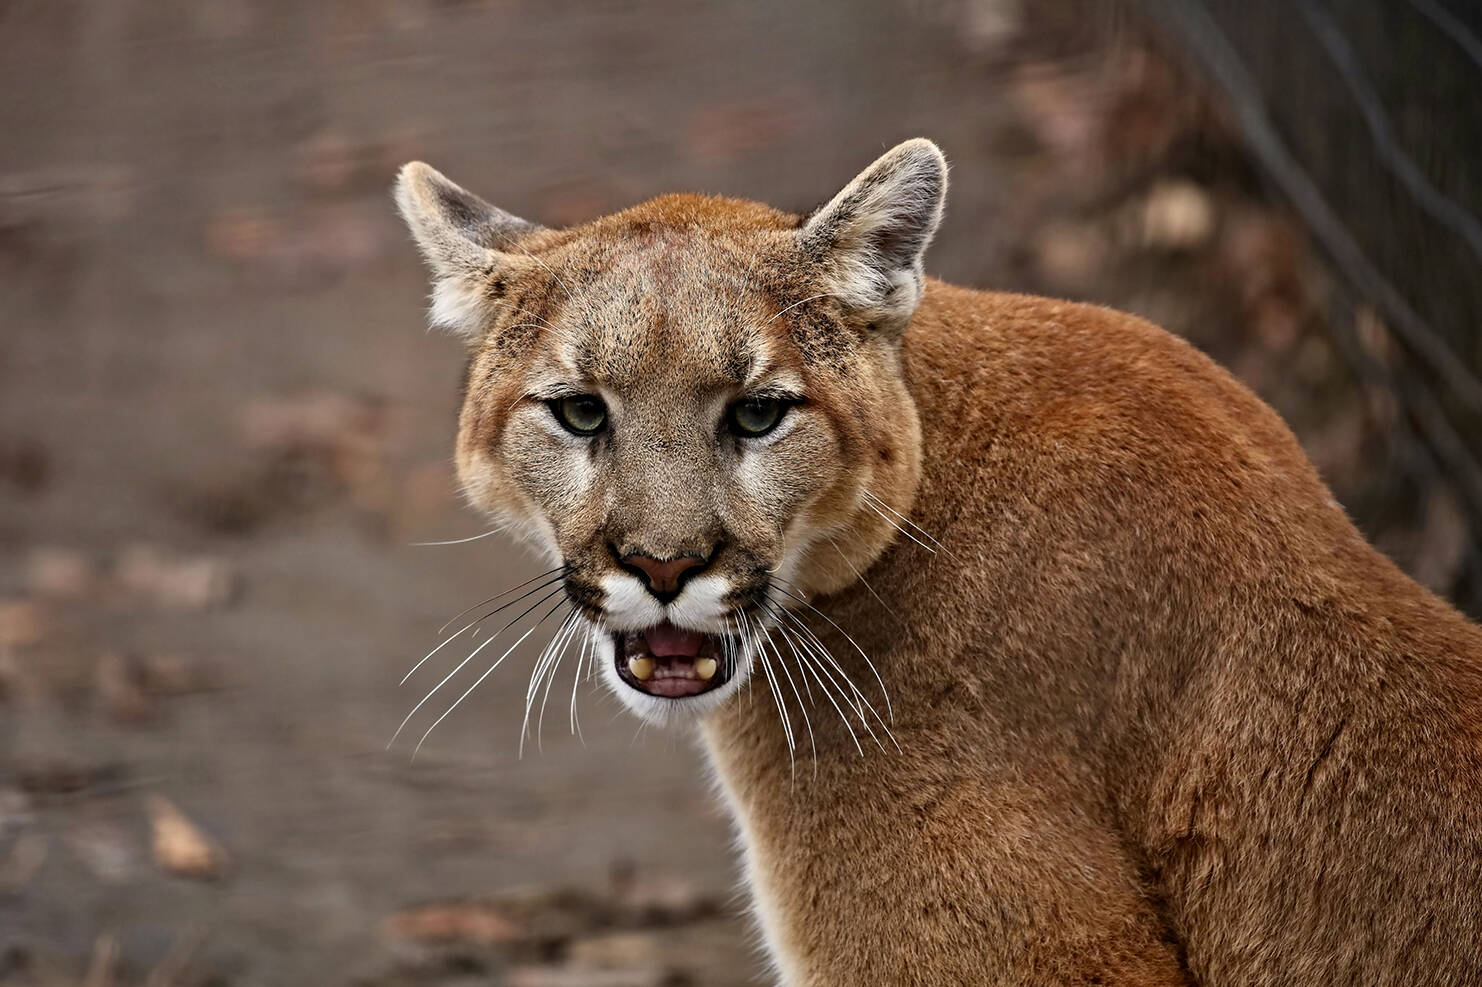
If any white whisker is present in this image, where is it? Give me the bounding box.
[536,613,583,752]
[391,586,566,746]
[864,489,959,561]
[762,292,840,328]
[775,619,865,756]
[861,500,936,555]
[759,619,816,775]
[780,607,897,751]
[731,608,755,704]
[501,322,563,339]
[741,609,796,777]
[771,579,897,726]
[770,618,814,704]
[503,236,601,330]
[826,535,905,627]
[727,243,765,326]
[766,600,889,753]
[409,528,503,547]
[508,306,565,333]
[521,611,579,758]
[436,566,565,635]
[405,574,565,685]
[570,627,590,743]
[407,597,567,756]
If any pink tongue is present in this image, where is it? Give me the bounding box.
[644,622,705,658]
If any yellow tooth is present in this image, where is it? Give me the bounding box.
[695,657,718,681]
[628,657,655,681]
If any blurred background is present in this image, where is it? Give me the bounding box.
[3,0,1480,984]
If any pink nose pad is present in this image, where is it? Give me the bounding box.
[621,554,706,597]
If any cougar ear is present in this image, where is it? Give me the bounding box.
[798,138,947,337]
[394,162,542,335]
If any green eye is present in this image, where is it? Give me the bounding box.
[551,395,607,435]
[728,397,788,438]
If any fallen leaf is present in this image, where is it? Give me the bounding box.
[383,901,526,946]
[238,390,391,491]
[146,796,228,880]
[205,206,283,264]
[0,599,46,649]
[115,546,236,610]
[1140,180,1215,250]
[26,546,96,599]
[139,653,210,696]
[1032,220,1108,287]
[608,861,715,925]
[96,653,156,725]
[298,131,359,193]
[567,931,661,968]
[80,932,119,987]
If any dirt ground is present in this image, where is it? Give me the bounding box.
[0,1,1459,985]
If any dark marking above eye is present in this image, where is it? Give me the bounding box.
[721,345,754,383]
[784,305,857,369]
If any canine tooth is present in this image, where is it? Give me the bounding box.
[628,657,654,681]
[695,657,717,681]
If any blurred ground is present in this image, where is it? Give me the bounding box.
[0,1,1470,985]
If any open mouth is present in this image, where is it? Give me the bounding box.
[614,622,733,699]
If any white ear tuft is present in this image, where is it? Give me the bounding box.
[799,139,947,335]
[393,162,541,335]
[427,276,494,335]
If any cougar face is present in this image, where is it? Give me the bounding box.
[396,141,945,722]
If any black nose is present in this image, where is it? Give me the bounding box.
[619,552,708,603]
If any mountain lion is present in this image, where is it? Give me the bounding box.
[394,140,1482,985]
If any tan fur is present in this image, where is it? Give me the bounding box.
[395,142,1482,985]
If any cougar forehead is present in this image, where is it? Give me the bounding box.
[547,208,797,391]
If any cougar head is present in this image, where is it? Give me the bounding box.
[395,139,945,723]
